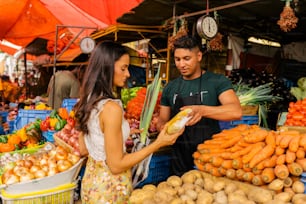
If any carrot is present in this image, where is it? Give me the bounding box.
[285,150,296,164]
[261,167,275,183]
[200,148,225,154]
[276,154,286,165]
[274,164,289,179]
[275,134,285,146]
[252,175,264,186]
[242,142,265,164]
[275,146,285,155]
[225,168,236,179]
[199,154,215,163]
[210,156,223,167]
[220,135,242,149]
[220,152,232,160]
[197,144,220,151]
[243,172,255,182]
[265,131,276,147]
[210,167,222,177]
[204,162,214,172]
[296,158,306,171]
[218,167,227,176]
[299,133,306,147]
[287,162,303,176]
[249,144,275,168]
[283,177,293,188]
[194,159,205,171]
[252,167,262,175]
[244,129,268,143]
[192,151,201,159]
[263,155,277,168]
[279,135,294,149]
[221,159,233,169]
[231,143,254,158]
[236,169,245,181]
[232,157,243,169]
[254,159,266,171]
[288,135,301,152]
[243,163,252,172]
[296,147,305,159]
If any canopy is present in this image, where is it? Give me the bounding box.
[0,0,142,48]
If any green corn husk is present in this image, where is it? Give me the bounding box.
[139,65,161,144]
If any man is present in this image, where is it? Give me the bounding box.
[47,65,85,110]
[157,35,242,176]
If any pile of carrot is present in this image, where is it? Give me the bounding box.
[193,124,306,187]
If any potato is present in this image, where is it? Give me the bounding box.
[175,186,185,196]
[170,198,184,204]
[292,194,306,204]
[203,177,215,193]
[187,170,202,179]
[182,183,195,191]
[213,191,227,204]
[196,190,213,204]
[273,192,292,202]
[268,179,284,191]
[224,183,238,195]
[247,188,273,203]
[180,194,193,203]
[153,190,173,203]
[213,180,226,192]
[263,199,287,204]
[194,178,204,187]
[292,181,305,194]
[143,199,157,204]
[157,181,171,190]
[129,189,155,204]
[143,184,157,192]
[182,172,197,184]
[162,186,177,197]
[185,189,197,201]
[167,175,183,187]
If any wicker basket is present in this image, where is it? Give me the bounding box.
[241,105,259,115]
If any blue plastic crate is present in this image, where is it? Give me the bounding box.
[42,130,57,142]
[61,99,78,113]
[136,154,171,188]
[14,109,52,130]
[219,115,259,130]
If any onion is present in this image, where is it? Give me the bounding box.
[41,165,49,172]
[13,166,29,177]
[19,171,34,182]
[48,149,57,158]
[68,137,77,147]
[57,160,72,172]
[34,169,47,179]
[15,160,25,167]
[30,165,41,174]
[47,167,59,176]
[55,147,68,161]
[40,158,48,166]
[67,153,80,165]
[24,159,33,169]
[2,169,20,185]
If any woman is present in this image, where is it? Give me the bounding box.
[74,41,184,203]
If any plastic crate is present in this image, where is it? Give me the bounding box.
[61,99,78,113]
[301,172,306,194]
[219,115,259,130]
[0,182,77,204]
[136,154,171,188]
[14,110,52,130]
[42,130,57,143]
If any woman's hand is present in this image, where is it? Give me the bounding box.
[155,123,185,148]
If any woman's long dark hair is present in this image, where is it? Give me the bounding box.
[74,41,129,134]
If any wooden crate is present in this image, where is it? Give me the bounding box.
[241,105,258,115]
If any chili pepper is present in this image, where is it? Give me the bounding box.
[50,110,58,118]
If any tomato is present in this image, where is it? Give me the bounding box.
[292,112,304,120]
[40,120,50,131]
[67,117,75,127]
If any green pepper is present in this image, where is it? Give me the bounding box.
[0,135,8,143]
[54,119,67,131]
[50,110,58,118]
[26,123,36,132]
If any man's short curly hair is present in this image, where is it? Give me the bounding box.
[173,35,201,51]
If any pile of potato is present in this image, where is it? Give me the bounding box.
[129,170,306,204]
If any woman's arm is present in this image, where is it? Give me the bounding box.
[78,132,89,156]
[102,101,183,175]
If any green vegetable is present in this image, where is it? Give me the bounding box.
[297,77,306,90]
[235,82,282,106]
[0,135,8,143]
[55,119,67,131]
[139,65,162,144]
[50,110,58,118]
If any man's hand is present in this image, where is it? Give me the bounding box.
[180,105,203,126]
